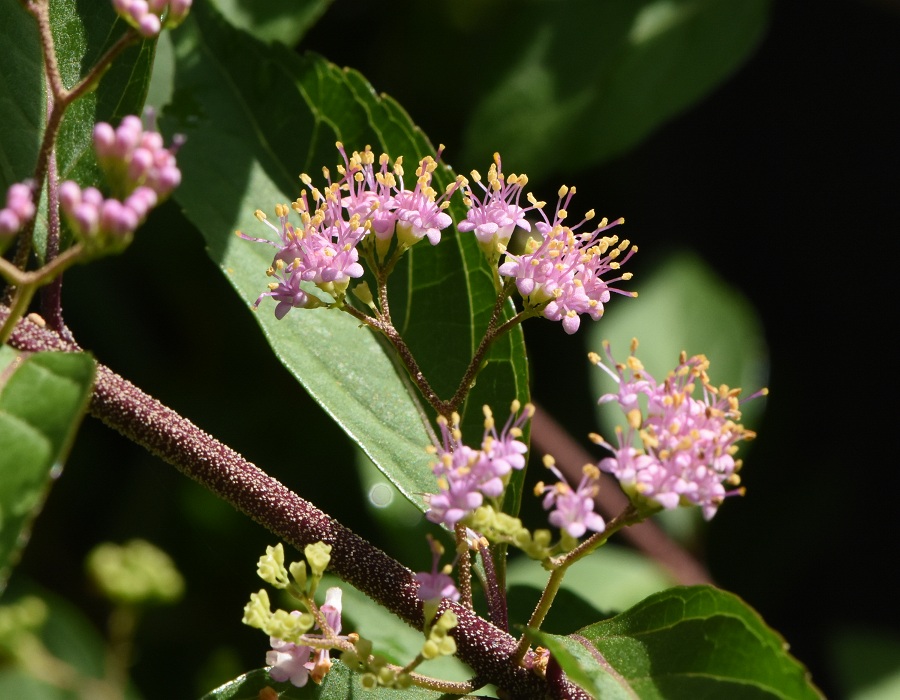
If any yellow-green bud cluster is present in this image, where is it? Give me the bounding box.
[305,542,332,579]
[86,539,184,605]
[243,542,334,641]
[421,610,457,660]
[257,544,290,589]
[241,589,314,643]
[342,636,412,690]
[465,506,552,560]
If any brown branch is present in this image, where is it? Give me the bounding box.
[3,308,588,699]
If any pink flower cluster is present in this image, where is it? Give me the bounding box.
[0,183,36,237]
[592,343,764,520]
[243,147,637,335]
[239,197,367,318]
[59,116,182,246]
[240,144,461,317]
[93,116,182,200]
[424,403,532,529]
[267,587,343,687]
[497,185,637,335]
[112,0,192,37]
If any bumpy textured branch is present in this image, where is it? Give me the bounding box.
[2,308,588,700]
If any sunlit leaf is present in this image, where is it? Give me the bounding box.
[529,586,822,699]
[0,349,94,591]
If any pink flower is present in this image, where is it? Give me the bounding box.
[266,587,344,687]
[497,185,636,334]
[536,463,606,538]
[267,632,313,687]
[415,537,460,604]
[592,342,765,519]
[458,153,535,253]
[237,195,366,314]
[112,0,191,36]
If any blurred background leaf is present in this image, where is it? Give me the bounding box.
[460,0,770,178]
[208,0,333,46]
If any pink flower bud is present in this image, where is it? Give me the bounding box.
[58,181,82,210]
[128,147,154,181]
[0,209,21,234]
[73,201,100,236]
[82,187,105,208]
[93,122,116,157]
[138,14,162,37]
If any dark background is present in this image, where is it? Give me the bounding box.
[13,0,900,697]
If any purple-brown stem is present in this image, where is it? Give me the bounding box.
[477,540,509,632]
[3,308,588,699]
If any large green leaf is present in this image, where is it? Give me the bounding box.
[163,2,528,511]
[201,662,489,699]
[0,349,95,591]
[530,586,821,699]
[461,0,770,180]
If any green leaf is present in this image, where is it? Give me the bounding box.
[209,0,333,46]
[0,349,95,593]
[0,0,44,190]
[531,586,822,699]
[163,2,528,512]
[461,0,770,179]
[201,662,489,699]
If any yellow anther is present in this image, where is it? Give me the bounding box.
[627,408,642,429]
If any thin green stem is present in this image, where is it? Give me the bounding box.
[512,504,643,663]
